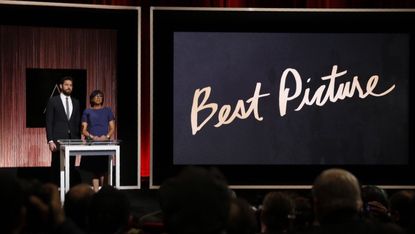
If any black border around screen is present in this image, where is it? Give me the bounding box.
[151,8,415,187]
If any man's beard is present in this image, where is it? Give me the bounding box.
[62,89,72,96]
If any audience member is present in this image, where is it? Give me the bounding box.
[20,178,50,233]
[159,166,231,234]
[259,191,295,234]
[361,185,391,223]
[227,198,257,234]
[0,172,25,234]
[18,179,85,234]
[389,190,415,231]
[64,183,94,231]
[32,183,85,233]
[87,185,132,234]
[312,168,404,234]
[293,195,315,233]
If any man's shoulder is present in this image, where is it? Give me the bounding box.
[48,95,60,103]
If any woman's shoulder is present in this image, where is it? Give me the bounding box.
[82,108,94,113]
[104,107,114,112]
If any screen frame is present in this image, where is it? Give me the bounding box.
[150,7,415,189]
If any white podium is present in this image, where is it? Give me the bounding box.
[58,140,120,202]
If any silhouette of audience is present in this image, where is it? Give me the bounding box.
[1,173,85,234]
[2,167,413,234]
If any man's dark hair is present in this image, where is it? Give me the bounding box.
[59,75,73,85]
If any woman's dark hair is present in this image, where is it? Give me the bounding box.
[89,89,104,106]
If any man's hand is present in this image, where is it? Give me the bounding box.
[48,141,57,152]
[367,201,389,217]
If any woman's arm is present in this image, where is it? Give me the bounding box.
[81,122,94,139]
[106,120,115,139]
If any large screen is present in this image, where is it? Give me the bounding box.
[152,8,415,187]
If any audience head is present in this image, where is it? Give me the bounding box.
[159,166,231,234]
[19,178,52,233]
[227,198,257,234]
[361,185,391,222]
[389,190,415,229]
[362,185,389,209]
[293,195,314,232]
[64,183,94,230]
[260,191,295,233]
[312,168,362,222]
[0,172,25,234]
[88,185,131,234]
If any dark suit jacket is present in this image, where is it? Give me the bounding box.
[45,95,81,142]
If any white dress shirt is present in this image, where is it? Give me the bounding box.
[60,93,73,119]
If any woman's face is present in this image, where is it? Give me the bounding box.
[92,94,103,105]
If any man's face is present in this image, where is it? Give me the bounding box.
[60,80,73,96]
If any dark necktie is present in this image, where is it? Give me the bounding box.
[66,97,70,120]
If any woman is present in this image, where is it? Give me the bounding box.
[81,90,115,188]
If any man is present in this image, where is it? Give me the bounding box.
[45,76,81,186]
[312,168,404,234]
[64,183,95,231]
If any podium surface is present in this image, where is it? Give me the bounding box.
[58,139,120,202]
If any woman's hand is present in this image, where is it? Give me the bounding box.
[95,135,109,141]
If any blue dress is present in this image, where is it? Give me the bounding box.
[81,107,115,174]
